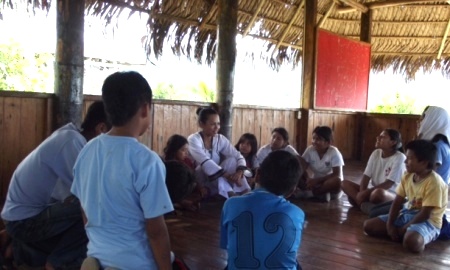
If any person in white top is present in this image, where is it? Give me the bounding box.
[301,126,344,201]
[255,127,300,168]
[188,108,250,198]
[342,129,406,210]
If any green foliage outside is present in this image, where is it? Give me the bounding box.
[153,81,216,102]
[368,91,424,114]
[0,38,430,112]
[0,39,53,92]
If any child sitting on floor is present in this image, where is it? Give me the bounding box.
[363,140,448,253]
[235,133,258,189]
[220,150,305,269]
[163,134,204,211]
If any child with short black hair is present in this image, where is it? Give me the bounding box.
[72,71,173,269]
[220,150,305,269]
[363,139,448,253]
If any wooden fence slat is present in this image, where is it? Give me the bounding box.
[0,91,422,205]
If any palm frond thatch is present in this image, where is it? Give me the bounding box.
[3,0,450,80]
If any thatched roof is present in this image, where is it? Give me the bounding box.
[3,0,450,79]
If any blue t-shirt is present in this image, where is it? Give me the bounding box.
[435,139,450,184]
[71,134,173,269]
[220,189,305,270]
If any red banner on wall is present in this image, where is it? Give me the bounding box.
[315,29,371,111]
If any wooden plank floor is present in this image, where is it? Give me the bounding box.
[166,160,450,270]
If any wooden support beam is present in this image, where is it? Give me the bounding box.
[299,0,317,153]
[153,13,302,50]
[437,16,450,59]
[360,9,372,43]
[272,0,305,55]
[216,0,238,140]
[317,1,335,28]
[369,0,447,9]
[372,51,450,56]
[242,0,266,37]
[55,0,85,128]
[336,0,449,13]
[199,2,217,30]
[339,0,368,13]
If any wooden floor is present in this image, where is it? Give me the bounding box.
[166,160,450,270]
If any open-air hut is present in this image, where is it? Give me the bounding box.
[1,0,450,199]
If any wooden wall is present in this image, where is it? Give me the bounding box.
[307,110,419,160]
[0,91,421,201]
[0,92,298,201]
[0,92,54,201]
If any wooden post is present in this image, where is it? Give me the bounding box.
[216,0,237,140]
[54,0,85,129]
[360,9,372,43]
[298,0,317,153]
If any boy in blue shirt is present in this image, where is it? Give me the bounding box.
[220,150,305,269]
[72,71,174,269]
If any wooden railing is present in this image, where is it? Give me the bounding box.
[0,92,299,200]
[0,91,421,201]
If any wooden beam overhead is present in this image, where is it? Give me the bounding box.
[153,13,302,50]
[198,3,217,30]
[336,0,449,13]
[272,0,305,55]
[317,1,336,28]
[339,0,368,13]
[242,0,266,37]
[437,16,450,59]
[369,0,448,9]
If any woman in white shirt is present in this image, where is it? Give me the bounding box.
[188,108,250,199]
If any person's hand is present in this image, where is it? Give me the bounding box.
[387,223,401,242]
[230,170,244,187]
[306,177,319,189]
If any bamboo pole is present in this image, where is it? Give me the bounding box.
[299,0,317,153]
[340,0,368,13]
[437,16,450,59]
[216,0,238,140]
[337,0,448,13]
[317,1,335,28]
[199,3,217,30]
[55,0,85,128]
[242,0,266,37]
[272,0,305,56]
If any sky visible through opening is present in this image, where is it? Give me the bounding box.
[1,7,450,112]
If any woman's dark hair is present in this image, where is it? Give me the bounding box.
[164,134,188,161]
[196,107,218,124]
[405,140,437,169]
[384,128,404,153]
[272,127,289,142]
[259,151,302,196]
[313,126,333,142]
[81,101,111,132]
[235,133,258,159]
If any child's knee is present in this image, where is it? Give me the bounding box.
[403,231,424,253]
[363,219,374,235]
